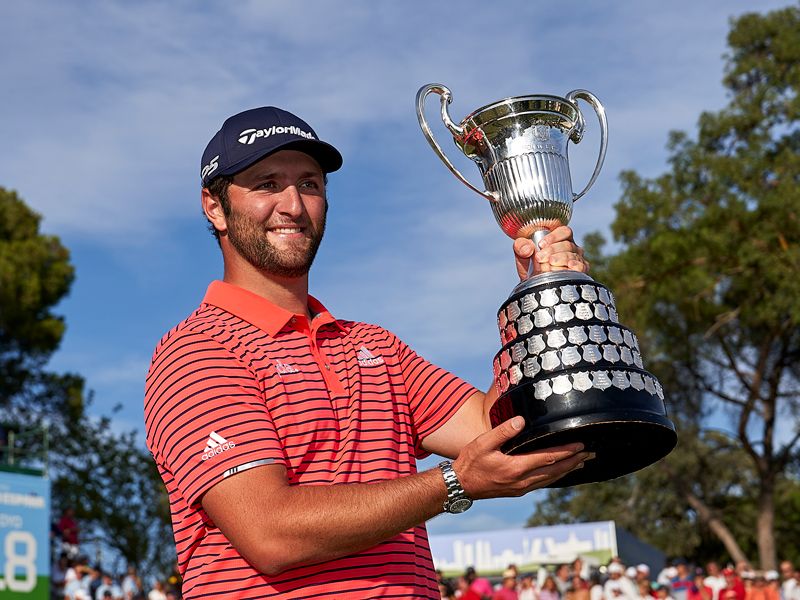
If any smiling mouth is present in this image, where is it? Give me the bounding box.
[270,227,304,234]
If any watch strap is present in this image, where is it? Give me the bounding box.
[438,460,473,513]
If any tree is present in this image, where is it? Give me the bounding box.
[0,187,173,576]
[531,5,800,570]
[0,186,84,429]
[51,406,174,576]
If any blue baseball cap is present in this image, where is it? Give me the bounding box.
[200,106,343,186]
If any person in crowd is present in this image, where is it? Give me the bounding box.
[438,577,457,600]
[605,562,637,600]
[493,568,520,600]
[81,566,102,599]
[541,575,562,600]
[781,562,797,600]
[705,562,727,600]
[122,566,143,600]
[458,575,485,600]
[556,565,573,596]
[95,573,122,600]
[660,567,679,589]
[636,579,655,600]
[746,572,779,600]
[518,573,537,600]
[688,570,712,600]
[571,573,591,600]
[636,565,652,587]
[654,583,676,600]
[64,558,93,600]
[763,571,780,600]
[590,571,605,600]
[572,558,588,583]
[58,507,80,557]
[53,553,69,597]
[466,566,495,600]
[721,567,746,600]
[671,560,695,600]
[147,581,167,600]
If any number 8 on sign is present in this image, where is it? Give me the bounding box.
[1,531,37,592]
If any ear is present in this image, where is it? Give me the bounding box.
[202,188,228,235]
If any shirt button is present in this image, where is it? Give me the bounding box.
[290,317,296,324]
[324,364,330,370]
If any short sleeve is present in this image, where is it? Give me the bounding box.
[144,329,287,506]
[393,334,478,458]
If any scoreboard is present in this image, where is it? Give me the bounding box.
[0,470,49,599]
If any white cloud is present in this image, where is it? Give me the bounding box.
[2,0,788,246]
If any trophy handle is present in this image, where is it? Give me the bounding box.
[565,89,608,202]
[416,84,498,203]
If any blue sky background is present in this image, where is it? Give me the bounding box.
[0,1,791,537]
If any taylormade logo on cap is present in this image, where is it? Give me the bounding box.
[238,125,316,145]
[200,106,343,186]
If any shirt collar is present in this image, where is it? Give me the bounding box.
[202,280,343,337]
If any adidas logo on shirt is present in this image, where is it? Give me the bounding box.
[275,361,299,375]
[357,346,384,367]
[201,431,236,461]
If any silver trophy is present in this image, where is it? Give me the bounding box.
[417,84,676,486]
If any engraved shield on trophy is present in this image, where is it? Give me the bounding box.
[416,84,677,487]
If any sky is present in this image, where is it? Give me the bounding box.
[1,1,793,538]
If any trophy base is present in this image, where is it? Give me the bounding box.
[490,384,677,487]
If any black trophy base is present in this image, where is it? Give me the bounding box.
[490,384,678,487]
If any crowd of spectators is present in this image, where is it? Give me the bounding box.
[50,555,181,600]
[437,557,800,600]
[49,509,182,600]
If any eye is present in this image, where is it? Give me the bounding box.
[257,181,278,190]
[299,179,321,190]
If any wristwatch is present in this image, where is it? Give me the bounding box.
[438,460,473,514]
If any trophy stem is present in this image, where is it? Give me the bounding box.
[526,229,551,279]
[532,229,548,250]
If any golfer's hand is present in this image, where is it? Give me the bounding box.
[452,416,592,499]
[514,226,590,279]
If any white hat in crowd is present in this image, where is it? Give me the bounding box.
[609,563,625,574]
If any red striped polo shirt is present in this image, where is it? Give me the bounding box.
[144,280,476,599]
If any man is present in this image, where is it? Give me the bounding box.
[721,568,746,600]
[466,566,494,600]
[58,507,79,557]
[144,106,592,599]
[705,562,727,600]
[671,560,695,600]
[556,563,573,596]
[781,562,797,600]
[95,573,121,600]
[605,562,638,600]
[494,569,520,600]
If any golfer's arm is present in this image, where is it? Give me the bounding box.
[419,388,498,458]
[201,463,448,576]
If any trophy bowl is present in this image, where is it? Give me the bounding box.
[417,84,677,486]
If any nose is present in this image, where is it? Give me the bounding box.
[275,185,305,218]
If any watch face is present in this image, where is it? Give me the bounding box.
[449,497,473,514]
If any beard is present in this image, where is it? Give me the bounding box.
[225,208,326,278]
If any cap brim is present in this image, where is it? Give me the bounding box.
[216,138,343,182]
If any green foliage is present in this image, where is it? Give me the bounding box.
[51,408,174,575]
[0,187,173,576]
[532,5,800,568]
[0,187,83,419]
